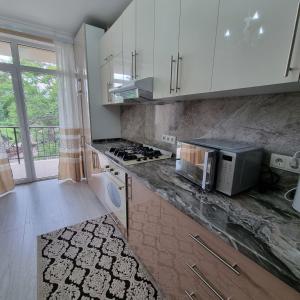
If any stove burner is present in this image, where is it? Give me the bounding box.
[107,144,170,164]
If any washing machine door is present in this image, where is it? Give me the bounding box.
[104,173,127,229]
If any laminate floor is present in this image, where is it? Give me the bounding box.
[0,179,107,300]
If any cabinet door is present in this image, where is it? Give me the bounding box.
[178,0,219,95]
[100,62,111,105]
[99,31,111,67]
[128,177,161,280]
[153,0,180,99]
[110,53,124,89]
[136,0,155,79]
[122,1,136,83]
[110,17,123,57]
[212,0,300,91]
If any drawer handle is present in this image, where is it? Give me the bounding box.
[189,234,240,275]
[285,0,300,77]
[187,263,230,300]
[185,290,198,300]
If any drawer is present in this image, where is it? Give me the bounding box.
[160,200,300,300]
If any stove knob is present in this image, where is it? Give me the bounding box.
[143,157,147,160]
[110,168,114,172]
[105,165,110,169]
[114,172,119,175]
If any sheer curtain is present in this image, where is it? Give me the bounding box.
[55,41,83,182]
[0,134,14,195]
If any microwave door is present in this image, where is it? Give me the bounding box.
[176,142,216,191]
[202,151,217,191]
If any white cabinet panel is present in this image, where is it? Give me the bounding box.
[136,0,155,79]
[153,0,180,99]
[212,0,300,91]
[111,53,124,89]
[100,62,111,105]
[110,17,123,57]
[123,1,136,83]
[178,0,219,95]
[99,32,111,67]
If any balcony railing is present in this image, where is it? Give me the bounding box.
[0,126,60,163]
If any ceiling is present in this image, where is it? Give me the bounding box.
[0,0,131,36]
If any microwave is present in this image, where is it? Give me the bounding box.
[176,139,263,196]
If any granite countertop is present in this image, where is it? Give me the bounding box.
[91,139,300,292]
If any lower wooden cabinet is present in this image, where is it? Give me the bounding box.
[128,176,300,300]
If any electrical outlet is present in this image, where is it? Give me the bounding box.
[270,153,300,174]
[161,134,176,145]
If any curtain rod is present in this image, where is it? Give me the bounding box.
[0,16,74,44]
[0,28,53,44]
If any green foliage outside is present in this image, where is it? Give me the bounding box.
[0,60,59,160]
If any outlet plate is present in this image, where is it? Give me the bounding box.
[162,134,176,145]
[270,153,300,174]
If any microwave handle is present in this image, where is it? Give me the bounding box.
[202,152,209,190]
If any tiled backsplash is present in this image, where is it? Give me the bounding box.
[121,92,300,186]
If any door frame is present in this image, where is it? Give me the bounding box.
[0,35,57,184]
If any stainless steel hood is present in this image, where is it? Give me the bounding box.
[108,77,153,103]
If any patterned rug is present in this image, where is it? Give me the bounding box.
[37,215,162,299]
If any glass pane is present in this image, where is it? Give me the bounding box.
[22,72,59,178]
[0,71,26,180]
[0,41,13,63]
[19,45,56,69]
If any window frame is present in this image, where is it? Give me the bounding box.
[0,34,58,184]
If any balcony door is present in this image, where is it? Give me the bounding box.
[0,37,59,183]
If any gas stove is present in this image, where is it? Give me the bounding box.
[105,143,173,166]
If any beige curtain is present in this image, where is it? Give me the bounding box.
[56,41,84,182]
[0,134,14,195]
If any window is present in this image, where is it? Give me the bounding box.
[0,41,13,63]
[18,44,56,69]
[0,36,59,180]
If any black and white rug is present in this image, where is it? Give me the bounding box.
[37,215,162,299]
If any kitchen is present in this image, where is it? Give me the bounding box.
[0,0,300,299]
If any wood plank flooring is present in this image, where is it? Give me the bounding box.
[0,179,107,300]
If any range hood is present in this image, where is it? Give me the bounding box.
[108,77,153,103]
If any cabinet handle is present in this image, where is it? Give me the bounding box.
[185,290,198,300]
[170,55,176,93]
[189,234,240,275]
[134,50,138,79]
[285,1,300,77]
[176,52,182,92]
[107,82,111,103]
[131,51,135,80]
[187,263,229,300]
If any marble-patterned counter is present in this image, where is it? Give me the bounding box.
[92,139,300,292]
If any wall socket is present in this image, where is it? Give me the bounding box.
[161,134,176,145]
[270,153,300,174]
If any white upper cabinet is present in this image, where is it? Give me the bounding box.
[99,32,111,67]
[122,1,136,83]
[136,0,155,79]
[100,62,111,105]
[110,17,123,57]
[212,0,300,91]
[110,53,124,89]
[153,0,180,99]
[177,0,219,95]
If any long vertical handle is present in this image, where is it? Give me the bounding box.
[176,52,182,92]
[285,1,300,77]
[170,55,176,94]
[131,51,134,80]
[134,50,138,79]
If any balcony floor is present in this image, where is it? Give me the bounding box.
[10,158,59,180]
